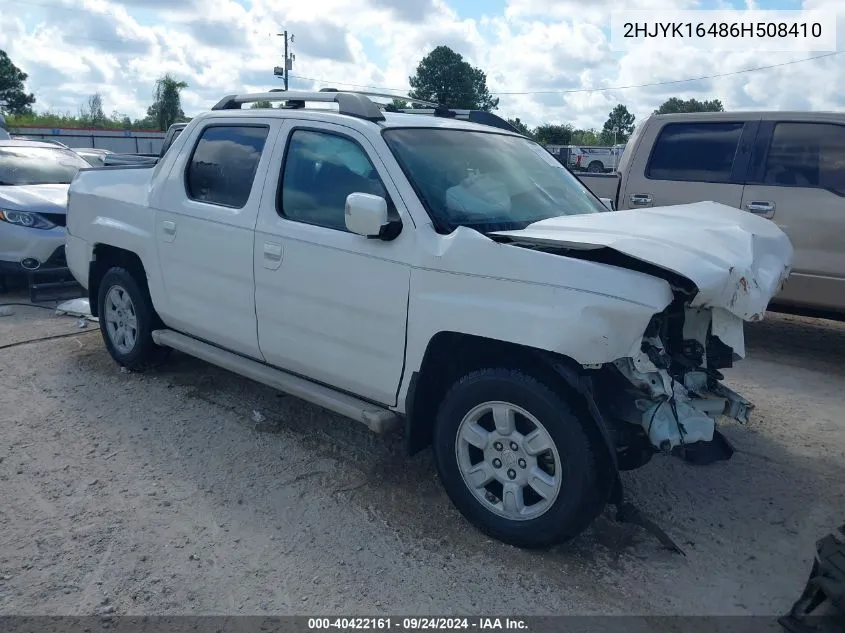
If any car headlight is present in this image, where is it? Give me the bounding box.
[0,209,56,230]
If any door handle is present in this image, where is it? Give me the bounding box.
[161,220,176,243]
[263,242,282,261]
[629,194,652,206]
[745,201,775,218]
[262,242,283,270]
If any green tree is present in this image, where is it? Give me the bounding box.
[534,123,572,146]
[571,129,600,145]
[389,98,410,109]
[250,100,273,109]
[654,97,724,115]
[0,50,36,115]
[80,92,106,127]
[146,73,188,131]
[506,117,534,138]
[601,104,635,145]
[408,45,499,111]
[111,111,133,130]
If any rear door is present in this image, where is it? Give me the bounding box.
[154,118,279,358]
[742,117,845,312]
[620,116,760,210]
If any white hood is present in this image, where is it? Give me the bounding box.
[491,201,794,321]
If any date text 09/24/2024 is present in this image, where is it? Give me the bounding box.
[307,618,527,630]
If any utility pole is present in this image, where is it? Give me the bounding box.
[274,31,294,91]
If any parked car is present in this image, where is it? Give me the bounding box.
[73,147,113,168]
[65,89,792,549]
[569,146,619,173]
[0,114,9,141]
[0,139,91,275]
[576,111,845,315]
[32,138,73,149]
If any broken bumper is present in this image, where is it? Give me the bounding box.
[612,306,755,453]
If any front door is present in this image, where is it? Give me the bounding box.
[253,122,412,406]
[742,118,845,312]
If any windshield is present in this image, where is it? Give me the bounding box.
[0,146,90,186]
[382,128,606,233]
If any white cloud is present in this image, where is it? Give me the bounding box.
[0,0,843,132]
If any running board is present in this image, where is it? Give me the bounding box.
[151,329,400,434]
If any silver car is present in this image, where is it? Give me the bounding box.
[73,147,113,167]
[0,140,91,275]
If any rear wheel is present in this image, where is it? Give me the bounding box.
[97,267,168,371]
[433,368,605,548]
[587,161,604,173]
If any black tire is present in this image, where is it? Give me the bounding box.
[97,267,169,371]
[433,368,605,549]
[587,161,604,173]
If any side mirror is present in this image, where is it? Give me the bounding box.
[345,192,392,238]
[599,197,615,211]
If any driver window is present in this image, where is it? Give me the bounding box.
[278,129,390,231]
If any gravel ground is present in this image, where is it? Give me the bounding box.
[1,293,843,617]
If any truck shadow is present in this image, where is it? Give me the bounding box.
[744,310,845,377]
[66,311,845,607]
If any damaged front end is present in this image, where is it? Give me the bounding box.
[490,200,794,468]
[597,297,754,467]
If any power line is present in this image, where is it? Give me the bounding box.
[288,74,408,91]
[291,51,844,96]
[493,51,844,95]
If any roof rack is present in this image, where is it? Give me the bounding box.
[388,107,519,133]
[211,90,386,122]
[210,89,521,133]
[317,88,442,109]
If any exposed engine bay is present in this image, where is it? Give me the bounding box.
[596,295,754,466]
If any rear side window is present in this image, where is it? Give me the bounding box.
[186,125,269,208]
[647,122,744,183]
[763,122,845,195]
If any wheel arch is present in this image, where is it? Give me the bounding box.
[404,331,621,502]
[88,244,147,317]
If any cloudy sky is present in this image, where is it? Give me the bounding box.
[0,0,843,130]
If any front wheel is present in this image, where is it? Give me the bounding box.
[98,267,168,371]
[587,161,604,173]
[433,368,604,549]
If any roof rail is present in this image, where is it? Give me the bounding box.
[391,108,520,133]
[318,88,443,109]
[210,90,385,122]
[210,88,522,134]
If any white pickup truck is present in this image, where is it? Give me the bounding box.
[65,89,793,549]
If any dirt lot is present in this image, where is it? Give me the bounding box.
[1,292,844,617]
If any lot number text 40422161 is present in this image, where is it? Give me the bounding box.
[307,617,528,630]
